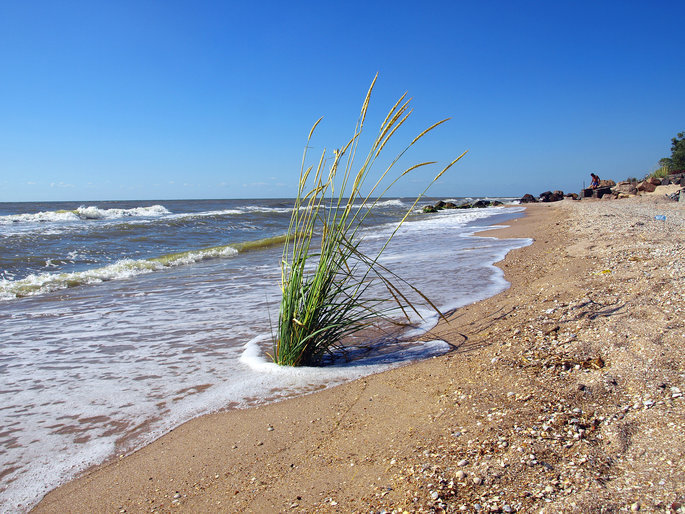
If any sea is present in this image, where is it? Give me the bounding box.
[0,197,530,511]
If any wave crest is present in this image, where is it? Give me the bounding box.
[0,205,171,225]
[0,233,291,300]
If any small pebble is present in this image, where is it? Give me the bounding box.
[631,502,640,511]
[472,476,482,485]
[456,470,466,479]
[458,459,469,467]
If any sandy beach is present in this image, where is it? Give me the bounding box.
[34,194,685,513]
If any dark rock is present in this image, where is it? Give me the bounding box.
[443,202,458,209]
[594,186,613,198]
[564,193,579,200]
[456,203,471,209]
[581,187,612,199]
[491,200,504,206]
[553,190,565,197]
[422,205,438,213]
[471,200,490,208]
[661,177,671,185]
[540,191,563,202]
[647,176,661,186]
[434,200,446,209]
[519,194,538,203]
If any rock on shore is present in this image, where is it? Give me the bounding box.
[422,199,503,212]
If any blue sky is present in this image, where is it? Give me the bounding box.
[1,1,683,202]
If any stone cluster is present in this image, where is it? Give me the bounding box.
[581,173,685,200]
[517,172,685,203]
[519,190,579,203]
[422,199,504,213]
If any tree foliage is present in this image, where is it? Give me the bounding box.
[661,131,685,171]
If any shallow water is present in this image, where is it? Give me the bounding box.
[0,198,529,511]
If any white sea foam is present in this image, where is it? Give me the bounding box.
[0,205,170,226]
[74,204,171,219]
[373,198,407,208]
[240,334,451,376]
[0,210,80,224]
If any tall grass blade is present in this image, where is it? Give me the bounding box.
[274,77,465,366]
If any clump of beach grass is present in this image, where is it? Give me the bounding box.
[274,75,466,366]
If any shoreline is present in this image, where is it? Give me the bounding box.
[34,198,685,512]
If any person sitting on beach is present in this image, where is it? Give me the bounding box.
[590,173,600,188]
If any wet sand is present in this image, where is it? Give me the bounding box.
[34,196,685,512]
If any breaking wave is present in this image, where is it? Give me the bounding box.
[0,205,171,224]
[0,234,289,300]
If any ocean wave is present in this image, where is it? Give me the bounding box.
[0,234,290,300]
[371,199,407,208]
[75,205,171,220]
[0,205,171,225]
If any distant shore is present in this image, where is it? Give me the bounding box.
[35,195,685,512]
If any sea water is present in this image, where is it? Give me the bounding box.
[0,198,530,511]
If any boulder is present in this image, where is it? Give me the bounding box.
[539,191,563,202]
[491,200,504,206]
[613,182,638,195]
[565,193,579,200]
[647,176,661,186]
[422,205,438,213]
[637,180,656,193]
[471,200,490,208]
[443,202,458,209]
[595,186,613,198]
[661,177,671,185]
[519,194,537,203]
[434,200,446,210]
[599,179,616,187]
[581,186,612,199]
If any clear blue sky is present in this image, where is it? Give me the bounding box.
[1,0,683,202]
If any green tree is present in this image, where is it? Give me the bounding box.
[669,132,685,170]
